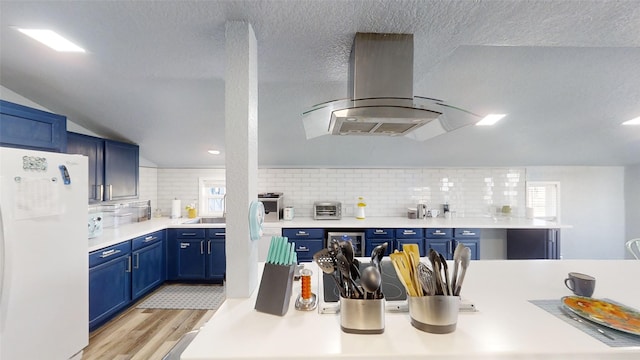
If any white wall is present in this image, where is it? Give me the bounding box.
[527,166,626,259]
[625,164,640,259]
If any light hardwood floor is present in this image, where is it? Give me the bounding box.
[82,290,216,360]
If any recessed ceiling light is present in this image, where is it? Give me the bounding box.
[208,150,221,155]
[622,117,640,125]
[16,28,86,52]
[476,114,507,126]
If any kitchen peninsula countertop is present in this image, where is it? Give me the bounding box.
[181,260,640,360]
[88,216,569,252]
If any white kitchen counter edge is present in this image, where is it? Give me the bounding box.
[88,216,570,253]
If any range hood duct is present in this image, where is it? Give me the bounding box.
[302,33,480,140]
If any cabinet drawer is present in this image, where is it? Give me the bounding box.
[89,242,131,268]
[394,228,424,239]
[207,228,226,238]
[170,229,206,238]
[425,228,453,238]
[132,230,165,250]
[293,239,324,254]
[282,228,324,239]
[365,228,394,238]
[454,228,481,238]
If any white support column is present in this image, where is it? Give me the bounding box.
[224,21,258,298]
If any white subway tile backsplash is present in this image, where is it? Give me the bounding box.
[155,167,526,218]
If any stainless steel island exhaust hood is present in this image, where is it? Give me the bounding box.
[302,33,480,140]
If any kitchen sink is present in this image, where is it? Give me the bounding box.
[183,217,226,224]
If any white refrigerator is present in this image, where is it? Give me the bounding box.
[0,146,88,359]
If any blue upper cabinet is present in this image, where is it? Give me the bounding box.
[0,100,67,152]
[67,132,139,202]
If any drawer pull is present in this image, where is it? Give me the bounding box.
[296,246,309,252]
[461,231,476,236]
[375,229,386,234]
[143,236,157,242]
[99,249,122,258]
[297,231,309,236]
[403,230,416,235]
[215,232,225,237]
[434,230,446,235]
[181,232,198,236]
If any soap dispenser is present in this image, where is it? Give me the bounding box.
[356,196,366,219]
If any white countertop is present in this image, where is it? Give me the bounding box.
[87,216,568,252]
[182,260,640,360]
[279,216,569,229]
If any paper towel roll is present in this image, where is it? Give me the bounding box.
[171,199,181,219]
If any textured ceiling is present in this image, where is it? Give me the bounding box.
[1,0,639,168]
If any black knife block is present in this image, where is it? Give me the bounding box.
[254,263,295,316]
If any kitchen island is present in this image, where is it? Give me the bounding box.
[181,259,639,360]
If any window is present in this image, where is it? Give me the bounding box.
[526,181,560,222]
[198,178,226,217]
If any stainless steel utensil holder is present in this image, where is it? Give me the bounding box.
[255,263,295,316]
[408,295,460,334]
[339,296,385,334]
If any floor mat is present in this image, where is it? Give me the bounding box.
[136,284,226,310]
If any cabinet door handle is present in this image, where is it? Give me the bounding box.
[134,253,140,269]
[449,240,454,255]
[201,241,204,255]
[143,236,157,242]
[125,256,132,273]
[98,184,104,201]
[99,249,121,258]
[107,184,113,201]
[208,240,212,254]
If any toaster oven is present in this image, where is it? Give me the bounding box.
[313,201,342,220]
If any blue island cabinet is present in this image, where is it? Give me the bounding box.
[364,228,394,256]
[206,228,226,281]
[131,230,166,300]
[89,242,131,331]
[0,100,67,152]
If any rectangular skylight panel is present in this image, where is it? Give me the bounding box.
[17,29,86,53]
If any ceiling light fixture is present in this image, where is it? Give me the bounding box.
[476,114,507,126]
[622,117,640,125]
[16,28,86,52]
[208,150,221,155]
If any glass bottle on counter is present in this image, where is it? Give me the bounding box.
[356,196,366,219]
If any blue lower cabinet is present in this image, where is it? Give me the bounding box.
[456,239,479,260]
[207,228,226,281]
[176,239,207,279]
[132,241,164,300]
[426,239,451,258]
[365,239,393,257]
[89,242,132,331]
[282,228,324,263]
[395,239,426,256]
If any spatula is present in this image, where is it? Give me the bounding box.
[403,243,423,296]
[390,251,417,297]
